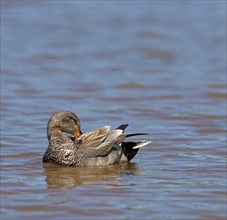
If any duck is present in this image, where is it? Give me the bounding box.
[43,110,151,166]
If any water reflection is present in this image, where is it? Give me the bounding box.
[43,162,139,189]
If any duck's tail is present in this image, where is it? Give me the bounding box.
[126,133,149,137]
[121,140,151,161]
[116,124,149,137]
[116,124,151,161]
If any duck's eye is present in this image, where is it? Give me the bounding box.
[69,117,78,124]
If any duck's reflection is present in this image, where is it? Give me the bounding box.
[42,162,139,189]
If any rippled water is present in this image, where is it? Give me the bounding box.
[1,1,226,220]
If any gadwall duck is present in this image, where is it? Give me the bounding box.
[43,110,151,166]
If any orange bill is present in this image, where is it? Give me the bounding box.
[74,131,81,138]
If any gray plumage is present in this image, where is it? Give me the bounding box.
[43,110,151,166]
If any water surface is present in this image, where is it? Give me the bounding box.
[1,1,226,220]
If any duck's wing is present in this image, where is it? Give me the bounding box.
[80,133,126,157]
[76,126,124,147]
[77,126,110,147]
[80,141,114,157]
[76,126,126,157]
[104,129,124,142]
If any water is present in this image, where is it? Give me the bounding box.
[1,1,226,219]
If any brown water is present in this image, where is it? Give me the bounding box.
[1,1,226,220]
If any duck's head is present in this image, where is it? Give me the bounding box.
[47,110,82,139]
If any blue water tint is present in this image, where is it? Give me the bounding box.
[1,1,226,220]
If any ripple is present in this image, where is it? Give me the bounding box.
[1,1,226,220]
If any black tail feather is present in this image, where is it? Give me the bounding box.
[126,133,149,138]
[116,124,129,131]
[121,142,139,161]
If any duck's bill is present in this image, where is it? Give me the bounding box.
[74,131,82,138]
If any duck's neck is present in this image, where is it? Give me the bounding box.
[47,126,62,141]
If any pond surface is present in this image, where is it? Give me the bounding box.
[1,1,226,219]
